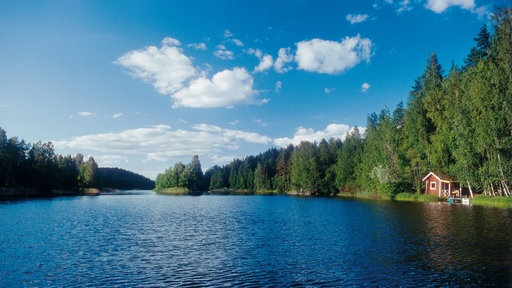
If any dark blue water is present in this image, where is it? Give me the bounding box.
[1,192,511,287]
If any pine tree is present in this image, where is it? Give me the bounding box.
[336,127,362,191]
[465,24,491,68]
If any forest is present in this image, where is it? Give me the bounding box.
[0,127,154,195]
[156,8,512,198]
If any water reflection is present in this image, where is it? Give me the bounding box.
[0,195,510,287]
[413,203,512,286]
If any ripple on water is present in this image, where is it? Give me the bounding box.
[0,195,511,287]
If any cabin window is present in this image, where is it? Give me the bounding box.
[430,182,436,190]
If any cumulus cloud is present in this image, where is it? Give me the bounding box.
[295,35,373,74]
[426,0,475,13]
[187,42,207,50]
[248,48,274,73]
[112,113,123,119]
[54,124,271,162]
[346,14,369,24]
[361,82,370,92]
[171,67,259,108]
[115,38,197,95]
[194,123,271,144]
[274,123,353,147]
[254,55,273,72]
[274,47,294,73]
[117,37,266,109]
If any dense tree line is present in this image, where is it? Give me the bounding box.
[161,8,512,198]
[0,127,154,194]
[155,155,205,192]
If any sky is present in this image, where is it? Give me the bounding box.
[0,0,508,179]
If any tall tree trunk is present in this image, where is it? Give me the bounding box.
[496,153,510,196]
[467,180,474,198]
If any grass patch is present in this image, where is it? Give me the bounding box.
[154,187,190,195]
[394,192,440,202]
[336,191,386,200]
[471,196,512,209]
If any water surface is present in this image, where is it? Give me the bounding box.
[1,192,511,287]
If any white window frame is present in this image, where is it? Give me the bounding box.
[430,181,436,190]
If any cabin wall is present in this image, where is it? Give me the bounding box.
[425,177,441,196]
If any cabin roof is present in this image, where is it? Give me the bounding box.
[421,172,455,183]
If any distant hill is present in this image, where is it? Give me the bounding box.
[97,167,155,190]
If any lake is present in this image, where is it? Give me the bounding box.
[1,191,511,287]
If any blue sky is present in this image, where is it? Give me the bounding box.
[0,0,507,179]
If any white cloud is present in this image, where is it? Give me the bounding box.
[255,54,273,72]
[426,0,475,13]
[361,82,370,92]
[54,124,271,163]
[187,42,207,50]
[253,119,268,127]
[346,14,369,24]
[171,67,260,108]
[112,113,123,119]
[324,87,335,94]
[247,48,262,58]
[161,37,181,46]
[115,38,197,95]
[232,39,244,47]
[77,111,95,117]
[117,37,269,109]
[274,47,294,73]
[224,30,234,38]
[275,81,282,93]
[274,123,353,147]
[397,0,413,13]
[249,49,274,73]
[295,35,373,74]
[213,45,235,60]
[194,123,271,144]
[95,155,129,166]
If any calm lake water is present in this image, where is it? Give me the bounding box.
[1,192,511,287]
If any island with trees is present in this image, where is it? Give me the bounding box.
[155,8,512,207]
[0,128,154,197]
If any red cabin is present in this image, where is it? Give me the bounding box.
[422,172,461,198]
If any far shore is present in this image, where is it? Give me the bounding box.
[0,187,105,198]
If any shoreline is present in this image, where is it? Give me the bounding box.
[3,186,511,209]
[0,187,102,199]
